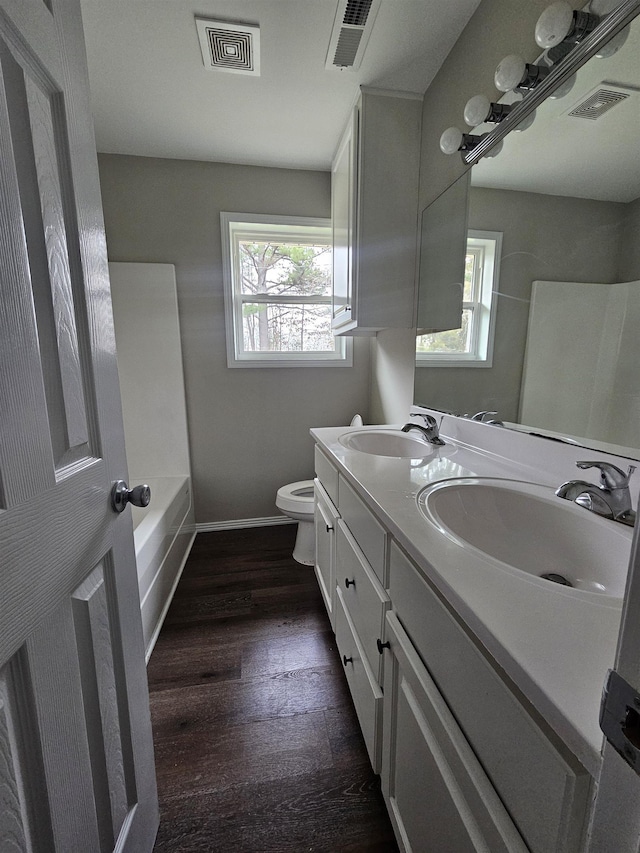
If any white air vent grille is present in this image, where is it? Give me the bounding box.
[343,0,374,26]
[195,18,260,76]
[565,82,639,121]
[325,0,381,70]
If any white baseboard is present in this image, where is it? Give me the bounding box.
[196,515,295,533]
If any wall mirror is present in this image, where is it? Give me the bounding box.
[414,3,640,458]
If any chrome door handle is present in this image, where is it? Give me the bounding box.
[111,480,151,513]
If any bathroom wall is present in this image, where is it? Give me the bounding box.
[368,0,552,425]
[619,196,640,281]
[98,155,370,525]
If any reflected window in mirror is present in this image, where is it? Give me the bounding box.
[417,230,502,368]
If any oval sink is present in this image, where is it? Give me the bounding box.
[418,478,631,598]
[339,429,435,458]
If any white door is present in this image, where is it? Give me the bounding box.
[587,510,640,851]
[0,1,158,851]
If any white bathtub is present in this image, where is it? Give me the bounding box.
[130,476,195,660]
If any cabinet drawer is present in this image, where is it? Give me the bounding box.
[314,479,339,628]
[314,446,339,506]
[335,587,383,773]
[338,475,387,584]
[389,541,591,853]
[382,611,528,853]
[336,520,390,683]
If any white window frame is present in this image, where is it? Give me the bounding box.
[221,212,352,368]
[416,229,502,368]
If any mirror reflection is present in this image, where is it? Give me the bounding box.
[414,11,640,457]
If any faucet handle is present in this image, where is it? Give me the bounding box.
[471,411,498,422]
[576,461,635,489]
[410,412,437,428]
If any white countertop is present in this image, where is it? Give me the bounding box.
[311,422,627,778]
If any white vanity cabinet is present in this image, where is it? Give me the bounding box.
[314,479,338,628]
[314,447,390,771]
[382,610,528,853]
[331,87,422,336]
[385,541,592,853]
[312,437,596,853]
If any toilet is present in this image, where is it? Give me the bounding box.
[275,480,316,565]
[276,415,363,566]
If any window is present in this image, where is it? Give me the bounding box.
[416,230,502,368]
[221,213,351,367]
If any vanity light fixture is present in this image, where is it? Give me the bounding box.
[535,1,600,49]
[494,54,550,93]
[439,128,503,157]
[464,95,513,126]
[439,127,484,155]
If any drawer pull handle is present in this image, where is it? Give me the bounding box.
[377,639,391,654]
[345,578,355,588]
[343,655,353,666]
[326,523,333,532]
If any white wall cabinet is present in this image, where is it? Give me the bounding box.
[331,88,422,336]
[313,444,593,853]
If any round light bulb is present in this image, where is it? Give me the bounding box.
[440,127,464,155]
[588,0,618,14]
[549,73,576,99]
[485,140,504,159]
[464,95,492,127]
[513,109,536,132]
[494,55,526,92]
[595,26,629,58]
[535,1,574,48]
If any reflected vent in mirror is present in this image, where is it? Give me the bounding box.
[325,0,381,70]
[566,83,635,120]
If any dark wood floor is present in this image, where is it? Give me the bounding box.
[148,524,399,852]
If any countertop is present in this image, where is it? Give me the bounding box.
[311,422,628,777]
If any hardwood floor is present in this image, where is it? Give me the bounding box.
[148,524,399,852]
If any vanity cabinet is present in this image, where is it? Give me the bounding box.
[312,439,595,853]
[314,447,390,771]
[382,610,527,853]
[314,479,338,628]
[386,541,591,853]
[331,88,422,336]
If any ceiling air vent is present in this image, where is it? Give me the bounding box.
[565,83,636,120]
[195,18,260,76]
[325,0,382,71]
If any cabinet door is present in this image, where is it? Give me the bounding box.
[314,479,338,628]
[382,613,527,853]
[331,107,358,332]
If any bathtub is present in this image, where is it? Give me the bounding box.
[130,475,195,660]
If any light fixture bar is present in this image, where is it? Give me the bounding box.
[463,0,640,164]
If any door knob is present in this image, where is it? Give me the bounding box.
[111,480,151,513]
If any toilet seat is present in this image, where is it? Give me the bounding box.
[276,480,315,515]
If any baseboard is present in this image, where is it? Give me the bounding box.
[196,516,295,533]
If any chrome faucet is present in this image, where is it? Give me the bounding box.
[556,461,636,527]
[402,413,445,446]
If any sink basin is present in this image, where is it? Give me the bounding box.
[418,478,631,598]
[339,429,436,458]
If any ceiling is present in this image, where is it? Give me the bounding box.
[80,0,481,171]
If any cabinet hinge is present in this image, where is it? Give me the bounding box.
[600,668,640,775]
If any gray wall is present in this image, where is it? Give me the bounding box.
[620,196,640,282]
[369,0,552,425]
[414,188,629,419]
[98,154,371,524]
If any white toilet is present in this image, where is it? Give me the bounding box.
[276,416,363,565]
[276,480,316,565]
